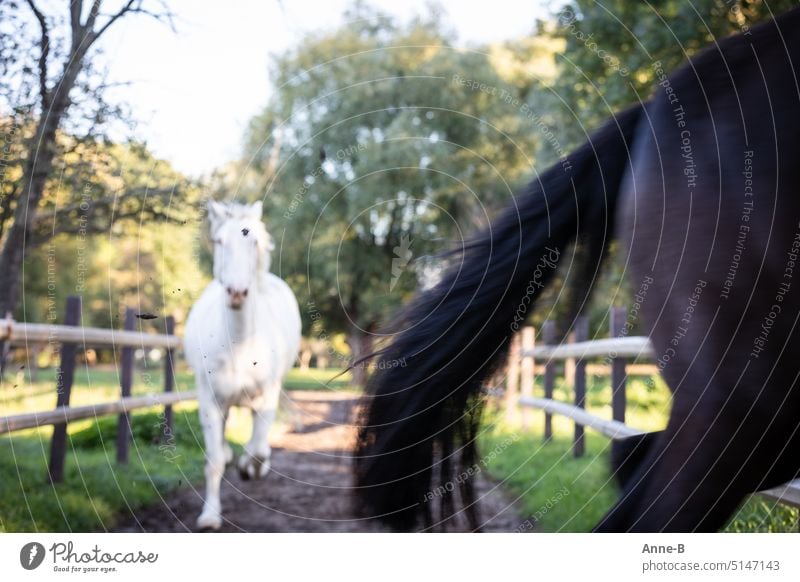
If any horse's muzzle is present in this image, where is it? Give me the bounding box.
[226,286,249,310]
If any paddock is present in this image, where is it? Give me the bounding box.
[0,295,519,531]
[1,296,797,532]
[500,309,800,510]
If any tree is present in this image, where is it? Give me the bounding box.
[0,0,176,322]
[544,0,797,146]
[243,4,543,385]
[18,140,205,336]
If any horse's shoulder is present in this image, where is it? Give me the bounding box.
[261,273,297,300]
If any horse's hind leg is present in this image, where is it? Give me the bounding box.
[610,431,663,490]
[197,396,227,530]
[596,392,800,532]
[238,379,281,480]
[221,411,234,465]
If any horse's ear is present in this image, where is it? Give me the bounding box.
[249,200,263,219]
[207,200,227,226]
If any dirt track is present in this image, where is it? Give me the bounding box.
[114,391,523,532]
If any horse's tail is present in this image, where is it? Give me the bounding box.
[354,103,644,530]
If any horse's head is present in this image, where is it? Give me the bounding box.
[207,200,275,310]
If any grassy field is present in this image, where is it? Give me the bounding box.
[0,364,351,532]
[479,374,800,532]
[1,365,797,532]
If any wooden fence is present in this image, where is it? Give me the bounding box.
[0,295,195,482]
[506,307,800,509]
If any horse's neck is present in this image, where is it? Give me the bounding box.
[222,298,258,341]
[220,275,267,341]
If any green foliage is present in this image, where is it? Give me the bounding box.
[547,0,799,143]
[15,140,208,330]
[244,3,541,340]
[237,1,799,342]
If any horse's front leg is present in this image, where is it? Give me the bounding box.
[238,380,281,480]
[197,396,228,530]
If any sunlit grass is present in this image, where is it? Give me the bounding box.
[284,367,352,391]
[0,404,205,532]
[0,365,354,532]
[480,375,799,532]
[0,365,353,415]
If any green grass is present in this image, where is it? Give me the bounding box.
[0,364,353,532]
[3,365,795,532]
[0,406,205,532]
[0,365,353,412]
[284,367,353,391]
[479,375,800,532]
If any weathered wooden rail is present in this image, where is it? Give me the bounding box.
[507,308,800,509]
[0,295,190,482]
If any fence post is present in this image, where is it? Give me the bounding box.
[48,295,81,483]
[504,334,521,425]
[564,332,575,389]
[162,315,175,442]
[542,321,556,441]
[116,307,135,464]
[610,307,628,424]
[520,327,535,429]
[573,317,589,458]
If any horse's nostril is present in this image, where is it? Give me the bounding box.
[243,289,248,297]
[226,287,233,295]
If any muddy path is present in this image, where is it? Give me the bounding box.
[114,391,523,532]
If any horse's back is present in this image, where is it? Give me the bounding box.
[621,10,800,402]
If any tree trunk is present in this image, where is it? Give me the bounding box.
[347,327,374,388]
[0,127,57,317]
[0,53,86,376]
[0,33,87,319]
[299,348,312,372]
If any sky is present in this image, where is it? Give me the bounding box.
[98,0,554,178]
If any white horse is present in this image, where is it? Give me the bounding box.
[184,200,301,530]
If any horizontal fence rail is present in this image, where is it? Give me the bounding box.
[0,296,190,482]
[0,390,197,434]
[518,396,800,508]
[518,396,643,440]
[0,318,181,348]
[523,336,654,360]
[508,308,800,510]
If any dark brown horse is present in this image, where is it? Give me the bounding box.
[354,8,800,532]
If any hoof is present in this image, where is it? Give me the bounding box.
[196,510,222,531]
[237,454,270,480]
